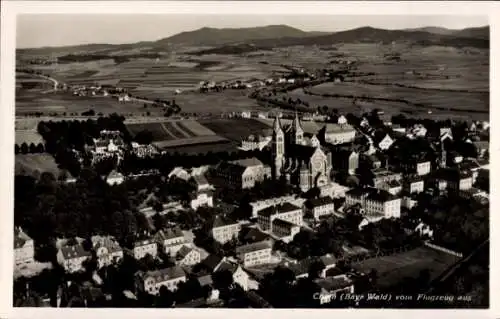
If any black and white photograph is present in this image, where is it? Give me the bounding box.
[2,1,496,314]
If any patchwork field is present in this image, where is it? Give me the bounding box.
[200,118,272,141]
[352,246,459,289]
[125,119,229,150]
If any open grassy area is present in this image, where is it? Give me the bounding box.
[15,130,44,145]
[15,154,61,176]
[200,118,272,141]
[352,246,459,289]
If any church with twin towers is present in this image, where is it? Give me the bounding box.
[271,113,333,193]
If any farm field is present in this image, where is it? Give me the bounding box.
[352,246,459,289]
[200,118,272,141]
[15,154,61,177]
[125,119,229,150]
[16,91,162,116]
[309,82,488,110]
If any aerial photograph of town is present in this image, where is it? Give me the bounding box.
[12,12,489,309]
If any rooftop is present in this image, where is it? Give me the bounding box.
[272,218,298,229]
[258,202,301,217]
[306,196,335,208]
[314,276,353,291]
[230,157,264,168]
[176,245,195,260]
[213,215,239,229]
[60,244,92,260]
[236,241,272,255]
[14,228,32,249]
[142,266,185,282]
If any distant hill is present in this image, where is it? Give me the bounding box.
[17,25,490,57]
[406,26,489,40]
[404,26,457,35]
[154,25,324,46]
[451,26,489,40]
[243,26,489,49]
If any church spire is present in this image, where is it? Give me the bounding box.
[292,111,302,131]
[273,114,282,133]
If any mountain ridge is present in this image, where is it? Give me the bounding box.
[17,24,490,55]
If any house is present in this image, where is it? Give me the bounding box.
[14,227,35,265]
[323,123,356,145]
[437,169,474,193]
[377,134,394,150]
[241,111,252,118]
[132,237,158,260]
[400,159,431,176]
[57,244,92,273]
[155,227,185,255]
[257,202,303,231]
[196,275,220,301]
[215,260,251,291]
[239,226,272,244]
[168,167,191,181]
[190,175,214,209]
[176,246,201,266]
[382,180,402,196]
[135,266,186,295]
[371,168,402,188]
[214,157,271,189]
[304,196,336,221]
[313,275,355,305]
[241,134,272,151]
[91,236,123,268]
[271,218,301,243]
[345,187,401,219]
[319,254,337,278]
[118,94,131,102]
[472,141,489,159]
[403,176,425,194]
[211,216,241,244]
[236,241,273,267]
[106,170,124,185]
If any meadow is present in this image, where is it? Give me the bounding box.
[352,246,459,289]
[15,154,61,177]
[199,118,272,141]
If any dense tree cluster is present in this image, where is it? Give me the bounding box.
[411,194,488,254]
[14,170,145,252]
[15,142,45,154]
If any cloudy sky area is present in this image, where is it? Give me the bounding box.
[17,14,489,48]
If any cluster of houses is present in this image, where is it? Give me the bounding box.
[14,109,489,307]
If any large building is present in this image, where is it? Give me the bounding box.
[90,235,124,269]
[155,227,185,255]
[14,227,35,266]
[304,196,336,221]
[271,218,301,242]
[211,216,241,244]
[345,187,401,219]
[135,266,186,295]
[236,241,273,267]
[257,202,303,231]
[271,115,334,192]
[57,244,92,273]
[214,157,271,189]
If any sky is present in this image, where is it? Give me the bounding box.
[17,14,489,48]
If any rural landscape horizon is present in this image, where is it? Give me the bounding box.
[13,13,490,310]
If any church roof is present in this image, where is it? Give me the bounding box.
[230,157,263,168]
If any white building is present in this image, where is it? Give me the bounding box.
[345,188,401,219]
[377,134,394,150]
[155,227,185,255]
[271,218,301,243]
[106,170,124,185]
[91,236,124,269]
[176,246,201,266]
[314,275,355,305]
[257,202,303,231]
[14,227,35,266]
[136,266,186,295]
[211,216,241,244]
[57,244,91,273]
[132,237,158,260]
[236,241,273,267]
[304,196,336,221]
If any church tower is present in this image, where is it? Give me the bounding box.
[272,115,285,179]
[291,112,304,145]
